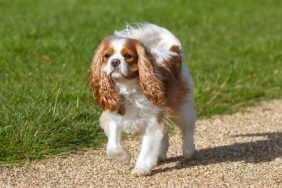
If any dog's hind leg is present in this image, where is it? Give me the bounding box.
[175,98,196,160]
[158,129,169,161]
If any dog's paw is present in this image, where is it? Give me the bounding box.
[106,146,131,164]
[131,167,151,176]
[183,148,195,160]
[158,155,167,162]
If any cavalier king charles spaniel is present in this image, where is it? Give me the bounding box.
[88,23,196,175]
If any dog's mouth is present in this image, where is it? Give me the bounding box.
[109,68,139,81]
[109,69,128,79]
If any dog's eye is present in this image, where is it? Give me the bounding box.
[124,54,133,61]
[104,53,111,59]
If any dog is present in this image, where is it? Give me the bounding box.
[88,23,196,175]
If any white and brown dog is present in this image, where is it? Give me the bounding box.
[88,23,196,175]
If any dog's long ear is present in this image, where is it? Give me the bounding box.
[136,42,166,106]
[88,39,119,111]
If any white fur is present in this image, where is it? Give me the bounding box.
[151,49,179,64]
[114,23,181,51]
[100,23,196,175]
[104,117,130,163]
[102,79,161,134]
[131,118,163,174]
[115,23,182,65]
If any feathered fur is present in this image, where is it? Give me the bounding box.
[88,38,119,111]
[135,42,166,106]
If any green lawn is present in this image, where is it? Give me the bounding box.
[0,0,281,164]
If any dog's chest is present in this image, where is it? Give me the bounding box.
[117,94,159,134]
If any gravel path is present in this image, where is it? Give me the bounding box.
[1,100,282,187]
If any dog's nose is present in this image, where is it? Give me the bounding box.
[111,59,121,67]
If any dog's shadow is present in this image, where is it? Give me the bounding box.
[152,132,282,175]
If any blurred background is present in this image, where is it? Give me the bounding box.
[0,0,281,164]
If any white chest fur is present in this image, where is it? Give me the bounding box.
[114,80,161,134]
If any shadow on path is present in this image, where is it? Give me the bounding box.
[153,132,282,175]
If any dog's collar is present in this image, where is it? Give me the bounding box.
[117,95,126,115]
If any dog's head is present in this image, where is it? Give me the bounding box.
[88,36,166,111]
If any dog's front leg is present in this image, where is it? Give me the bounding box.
[101,112,130,164]
[131,118,164,175]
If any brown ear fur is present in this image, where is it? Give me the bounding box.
[88,39,119,111]
[136,42,166,106]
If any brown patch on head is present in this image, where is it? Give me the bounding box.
[115,39,140,79]
[103,47,115,62]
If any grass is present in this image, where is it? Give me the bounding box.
[0,0,281,164]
